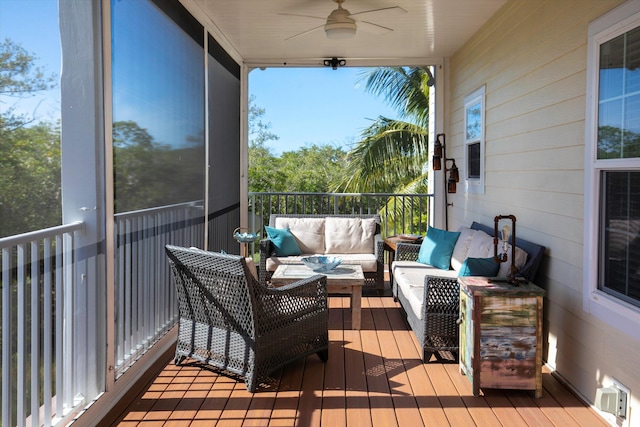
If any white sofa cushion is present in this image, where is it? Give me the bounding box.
[324,217,376,254]
[497,241,528,278]
[393,260,458,319]
[451,227,525,274]
[266,253,378,272]
[465,229,495,259]
[450,226,477,271]
[274,217,325,254]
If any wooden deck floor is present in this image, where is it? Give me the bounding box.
[103,295,608,427]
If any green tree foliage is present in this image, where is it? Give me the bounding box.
[247,96,347,193]
[0,38,55,98]
[0,39,60,237]
[279,145,346,192]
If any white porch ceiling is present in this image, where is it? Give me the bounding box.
[185,0,506,67]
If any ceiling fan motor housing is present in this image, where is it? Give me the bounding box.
[325,7,356,38]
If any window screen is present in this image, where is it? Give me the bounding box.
[601,171,640,306]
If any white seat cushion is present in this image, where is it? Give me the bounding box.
[267,253,378,272]
[393,260,458,319]
[266,255,311,271]
[334,253,378,272]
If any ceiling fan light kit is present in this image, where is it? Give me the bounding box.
[325,22,357,39]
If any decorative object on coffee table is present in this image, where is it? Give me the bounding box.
[301,255,342,272]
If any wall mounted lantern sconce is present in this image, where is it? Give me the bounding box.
[433,133,459,194]
[433,133,459,230]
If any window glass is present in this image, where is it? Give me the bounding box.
[111,0,205,213]
[466,102,481,141]
[467,142,480,179]
[598,28,640,159]
[464,86,485,194]
[601,171,640,306]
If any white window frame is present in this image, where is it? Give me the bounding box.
[584,0,640,341]
[463,85,485,194]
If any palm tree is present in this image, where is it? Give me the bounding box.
[336,67,432,194]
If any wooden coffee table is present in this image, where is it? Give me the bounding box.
[271,264,364,330]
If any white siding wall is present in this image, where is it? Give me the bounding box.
[445,0,640,419]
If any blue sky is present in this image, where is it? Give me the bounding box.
[250,67,398,155]
[2,0,398,155]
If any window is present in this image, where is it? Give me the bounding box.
[585,1,640,338]
[464,86,485,194]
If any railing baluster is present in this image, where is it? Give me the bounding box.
[17,244,26,426]
[31,241,40,427]
[2,247,12,427]
[63,231,73,413]
[55,233,63,420]
[43,237,52,424]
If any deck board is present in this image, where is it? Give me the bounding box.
[103,296,608,427]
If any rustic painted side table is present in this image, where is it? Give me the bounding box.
[458,276,545,398]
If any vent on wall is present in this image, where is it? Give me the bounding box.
[595,386,627,417]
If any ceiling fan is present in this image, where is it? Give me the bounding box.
[279,0,407,40]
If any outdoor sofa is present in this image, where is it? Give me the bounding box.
[392,221,545,362]
[259,214,385,289]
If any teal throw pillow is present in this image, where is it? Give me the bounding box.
[458,257,500,277]
[417,226,460,270]
[265,226,302,256]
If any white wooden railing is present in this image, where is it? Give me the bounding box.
[1,221,84,427]
[113,201,204,376]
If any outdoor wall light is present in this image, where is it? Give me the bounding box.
[432,137,443,170]
[323,57,347,70]
[433,133,458,194]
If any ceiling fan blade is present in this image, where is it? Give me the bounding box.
[348,6,407,19]
[357,20,393,35]
[285,24,325,40]
[277,12,326,21]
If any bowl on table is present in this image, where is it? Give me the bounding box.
[301,256,342,272]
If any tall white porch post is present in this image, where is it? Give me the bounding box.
[59,0,108,407]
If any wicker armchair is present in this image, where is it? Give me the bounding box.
[393,243,459,362]
[165,245,329,392]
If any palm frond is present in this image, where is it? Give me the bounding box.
[336,117,429,192]
[358,67,431,127]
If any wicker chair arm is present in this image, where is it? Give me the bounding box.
[259,238,275,285]
[374,235,385,264]
[255,275,328,326]
[422,275,460,357]
[259,238,275,257]
[395,242,421,261]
